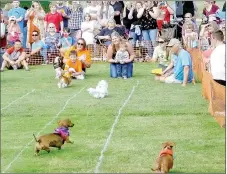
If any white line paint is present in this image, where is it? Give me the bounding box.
[2,87,85,173]
[94,81,139,173]
[1,89,36,111]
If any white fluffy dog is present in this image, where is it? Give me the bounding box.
[87,80,108,98]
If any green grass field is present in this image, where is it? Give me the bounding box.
[1,63,225,173]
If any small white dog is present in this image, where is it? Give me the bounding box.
[87,80,108,98]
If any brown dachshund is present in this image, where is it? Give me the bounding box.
[151,141,175,173]
[33,119,74,156]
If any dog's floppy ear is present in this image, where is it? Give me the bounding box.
[58,120,63,127]
[162,141,175,148]
[162,142,168,148]
[169,141,175,147]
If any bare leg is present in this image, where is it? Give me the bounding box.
[0,60,8,71]
[21,60,30,71]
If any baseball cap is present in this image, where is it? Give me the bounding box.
[167,38,181,47]
[9,16,16,21]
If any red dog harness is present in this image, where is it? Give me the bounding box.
[159,149,173,157]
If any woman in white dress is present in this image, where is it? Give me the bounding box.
[81,13,95,45]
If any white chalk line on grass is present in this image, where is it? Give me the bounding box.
[94,80,139,173]
[2,87,85,173]
[1,89,36,111]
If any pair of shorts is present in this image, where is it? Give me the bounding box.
[165,74,182,84]
[7,65,23,70]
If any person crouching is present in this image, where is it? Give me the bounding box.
[64,50,85,80]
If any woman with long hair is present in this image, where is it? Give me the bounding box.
[64,38,91,73]
[106,31,135,78]
[25,1,45,48]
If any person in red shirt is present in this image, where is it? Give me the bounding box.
[1,40,29,71]
[44,2,63,34]
[203,0,219,18]
[156,1,174,32]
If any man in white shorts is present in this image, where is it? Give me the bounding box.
[164,38,193,86]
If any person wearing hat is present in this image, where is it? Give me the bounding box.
[8,1,26,47]
[162,38,193,86]
[7,16,21,46]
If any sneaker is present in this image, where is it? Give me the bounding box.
[25,68,30,71]
[123,76,127,80]
[0,69,4,72]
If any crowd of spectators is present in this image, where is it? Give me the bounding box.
[0,0,225,86]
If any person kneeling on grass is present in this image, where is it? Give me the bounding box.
[115,40,130,79]
[64,50,84,80]
[1,40,29,72]
[160,38,194,87]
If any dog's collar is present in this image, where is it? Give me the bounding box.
[159,149,173,157]
[54,127,70,140]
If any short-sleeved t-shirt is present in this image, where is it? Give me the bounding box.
[65,59,82,73]
[174,49,193,82]
[64,46,91,69]
[32,40,45,51]
[203,5,219,17]
[6,47,24,61]
[59,37,73,48]
[44,12,63,32]
[152,45,168,65]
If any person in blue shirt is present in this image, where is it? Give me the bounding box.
[27,30,47,64]
[59,28,74,57]
[164,38,194,86]
[8,1,26,48]
[56,1,71,28]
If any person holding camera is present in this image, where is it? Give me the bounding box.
[156,1,174,32]
[25,1,45,48]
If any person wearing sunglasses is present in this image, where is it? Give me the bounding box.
[27,30,47,65]
[150,37,170,80]
[150,37,168,67]
[64,38,91,75]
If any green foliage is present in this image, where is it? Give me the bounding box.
[19,1,50,13]
[1,63,225,173]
